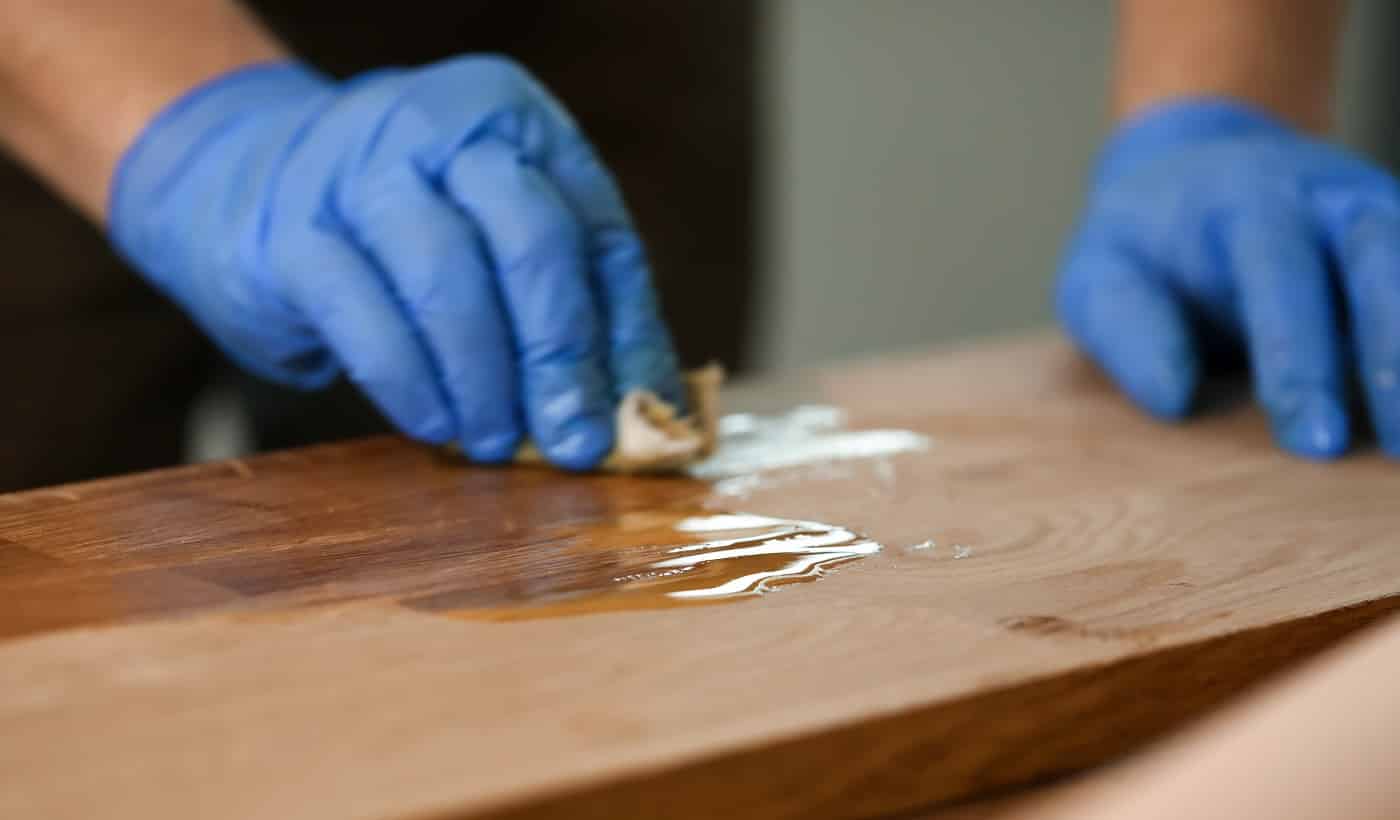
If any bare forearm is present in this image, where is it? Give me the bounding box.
[1114,0,1348,132]
[0,0,287,223]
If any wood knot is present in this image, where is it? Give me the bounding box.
[1001,615,1078,636]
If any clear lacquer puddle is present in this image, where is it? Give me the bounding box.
[691,406,929,478]
[410,512,879,621]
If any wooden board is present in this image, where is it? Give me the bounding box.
[4,332,1400,820]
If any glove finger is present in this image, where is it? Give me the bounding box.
[1330,204,1400,456]
[542,133,685,407]
[1056,229,1200,419]
[441,136,613,471]
[281,230,456,444]
[338,163,523,463]
[1226,206,1349,458]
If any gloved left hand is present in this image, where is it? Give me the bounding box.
[109,56,683,470]
[1057,98,1400,459]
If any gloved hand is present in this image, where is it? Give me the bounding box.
[1058,98,1400,459]
[110,57,683,470]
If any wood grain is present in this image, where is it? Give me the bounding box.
[912,610,1400,820]
[3,332,1400,820]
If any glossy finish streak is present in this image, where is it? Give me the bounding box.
[689,404,929,479]
[421,513,880,621]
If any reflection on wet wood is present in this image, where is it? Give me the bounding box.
[409,512,879,622]
[4,333,1400,820]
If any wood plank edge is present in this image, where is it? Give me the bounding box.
[412,594,1400,820]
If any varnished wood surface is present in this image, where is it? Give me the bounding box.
[4,332,1400,819]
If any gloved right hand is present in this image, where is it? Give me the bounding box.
[1057,98,1400,459]
[109,56,683,470]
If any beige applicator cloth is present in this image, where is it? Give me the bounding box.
[452,364,724,474]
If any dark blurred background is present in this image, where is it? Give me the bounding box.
[4,0,1400,492]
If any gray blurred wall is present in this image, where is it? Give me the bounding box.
[754,0,1400,371]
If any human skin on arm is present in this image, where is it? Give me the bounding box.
[1113,0,1346,131]
[0,0,286,222]
[0,0,685,470]
[1059,0,1400,460]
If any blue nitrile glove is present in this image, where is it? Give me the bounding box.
[109,57,683,470]
[1058,98,1400,459]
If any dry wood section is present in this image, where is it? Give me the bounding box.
[3,333,1400,819]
